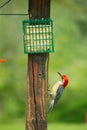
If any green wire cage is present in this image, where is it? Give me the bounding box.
[22,19,54,54]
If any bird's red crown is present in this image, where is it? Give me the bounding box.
[58,72,69,88]
[62,75,69,88]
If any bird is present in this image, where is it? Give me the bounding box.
[48,72,69,113]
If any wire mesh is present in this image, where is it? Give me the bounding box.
[22,19,54,53]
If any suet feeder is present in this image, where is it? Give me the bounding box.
[22,19,54,53]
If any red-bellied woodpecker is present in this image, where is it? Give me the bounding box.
[48,72,69,113]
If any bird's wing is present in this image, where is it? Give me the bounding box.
[48,85,64,113]
[54,85,64,106]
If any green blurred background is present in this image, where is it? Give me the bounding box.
[0,0,87,129]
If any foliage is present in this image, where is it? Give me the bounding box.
[48,0,87,123]
[0,0,87,123]
[0,122,87,130]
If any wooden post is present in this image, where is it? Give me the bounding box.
[85,113,87,123]
[26,0,50,130]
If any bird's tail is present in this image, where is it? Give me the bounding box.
[48,100,54,113]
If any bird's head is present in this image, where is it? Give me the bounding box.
[57,72,69,88]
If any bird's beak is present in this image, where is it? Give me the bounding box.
[57,72,62,79]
